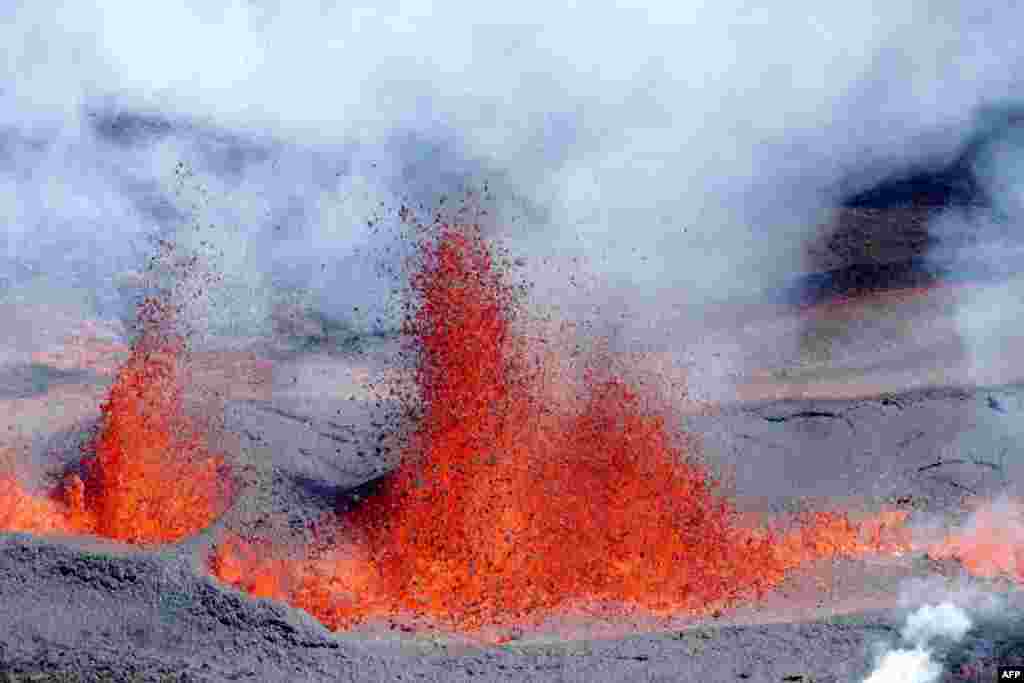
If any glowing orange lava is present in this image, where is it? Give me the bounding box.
[0,300,232,544]
[928,497,1024,581]
[0,475,78,535]
[210,222,911,636]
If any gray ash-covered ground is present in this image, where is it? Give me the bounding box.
[4,376,1024,681]
[0,534,957,683]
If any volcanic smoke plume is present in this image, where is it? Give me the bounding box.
[211,222,911,637]
[0,296,232,544]
[863,602,973,683]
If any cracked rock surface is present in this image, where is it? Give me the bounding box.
[690,384,1024,517]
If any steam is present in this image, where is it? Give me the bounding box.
[929,164,1024,389]
[4,2,1024,349]
[862,568,1014,683]
[925,112,1024,478]
[863,602,972,683]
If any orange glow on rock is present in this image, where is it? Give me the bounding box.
[0,475,77,535]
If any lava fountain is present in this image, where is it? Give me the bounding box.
[0,296,232,544]
[928,497,1024,581]
[211,221,910,637]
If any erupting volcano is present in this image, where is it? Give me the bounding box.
[0,297,233,544]
[210,222,912,637]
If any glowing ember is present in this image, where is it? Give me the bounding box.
[0,475,77,535]
[0,300,232,544]
[211,222,911,636]
[928,498,1024,580]
[76,325,232,543]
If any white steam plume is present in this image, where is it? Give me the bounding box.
[863,602,972,683]
[3,2,1024,347]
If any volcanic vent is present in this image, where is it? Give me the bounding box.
[209,219,912,639]
[0,293,233,544]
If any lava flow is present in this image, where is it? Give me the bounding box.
[928,497,1024,581]
[211,222,911,636]
[0,298,232,544]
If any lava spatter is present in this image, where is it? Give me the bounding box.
[0,297,233,544]
[210,221,911,637]
[928,497,1024,581]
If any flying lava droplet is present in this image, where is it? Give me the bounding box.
[210,220,911,638]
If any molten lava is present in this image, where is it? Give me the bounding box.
[0,300,232,544]
[211,222,911,636]
[75,325,232,543]
[928,497,1024,581]
[0,475,78,536]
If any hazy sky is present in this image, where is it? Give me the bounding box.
[3,1,1023,341]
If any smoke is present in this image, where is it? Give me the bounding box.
[930,111,1024,335]
[4,2,1024,349]
[928,123,1024,388]
[923,109,1024,480]
[862,563,1020,683]
[863,602,972,683]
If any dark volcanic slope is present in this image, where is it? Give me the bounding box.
[789,205,1023,307]
[0,533,907,683]
[4,381,1024,681]
[0,534,360,682]
[5,530,1023,683]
